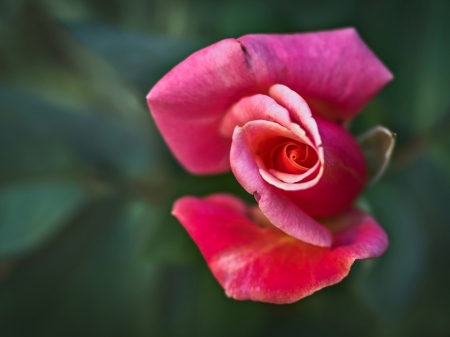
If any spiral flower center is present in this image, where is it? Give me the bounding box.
[270,140,318,174]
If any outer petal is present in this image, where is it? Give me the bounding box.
[148,28,392,174]
[147,38,257,174]
[230,126,333,247]
[238,28,393,121]
[173,195,388,304]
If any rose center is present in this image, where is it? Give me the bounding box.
[269,140,318,174]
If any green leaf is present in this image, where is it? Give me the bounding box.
[0,5,150,128]
[0,182,86,257]
[154,266,268,337]
[0,196,162,337]
[411,1,450,133]
[0,88,160,180]
[357,181,425,321]
[0,102,84,183]
[67,23,202,89]
[358,126,396,185]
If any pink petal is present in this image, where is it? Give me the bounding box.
[220,92,314,148]
[173,195,388,304]
[148,28,392,174]
[203,193,248,215]
[238,28,393,121]
[268,84,322,150]
[147,38,257,174]
[230,126,333,247]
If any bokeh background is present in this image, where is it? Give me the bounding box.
[1,0,450,336]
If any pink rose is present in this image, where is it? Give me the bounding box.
[147,28,392,303]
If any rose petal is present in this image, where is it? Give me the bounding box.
[236,120,312,170]
[219,93,314,147]
[148,29,392,174]
[202,193,249,215]
[173,195,388,304]
[239,29,393,121]
[271,141,314,174]
[239,120,322,187]
[230,126,333,247]
[147,38,257,174]
[268,84,323,152]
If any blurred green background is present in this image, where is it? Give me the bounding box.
[1,0,450,336]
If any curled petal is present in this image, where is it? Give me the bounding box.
[230,126,333,247]
[219,94,294,140]
[220,90,315,148]
[173,195,388,304]
[268,84,322,150]
[239,120,322,188]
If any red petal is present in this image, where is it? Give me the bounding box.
[173,195,388,304]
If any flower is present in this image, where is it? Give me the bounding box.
[147,28,392,303]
